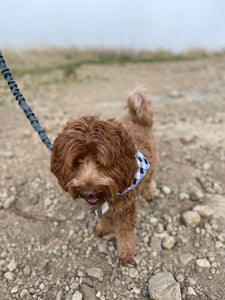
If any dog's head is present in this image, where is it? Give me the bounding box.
[50,116,138,205]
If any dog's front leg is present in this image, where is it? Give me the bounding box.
[94,214,113,237]
[113,201,136,265]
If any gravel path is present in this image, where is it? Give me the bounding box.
[0,56,225,299]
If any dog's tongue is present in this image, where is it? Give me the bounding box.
[87,198,99,204]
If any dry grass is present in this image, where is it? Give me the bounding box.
[1,46,225,75]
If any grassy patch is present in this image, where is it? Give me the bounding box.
[1,47,225,76]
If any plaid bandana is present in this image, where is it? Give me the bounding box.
[117,150,150,195]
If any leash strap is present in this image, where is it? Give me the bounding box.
[0,50,53,151]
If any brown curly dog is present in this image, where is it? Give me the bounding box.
[50,88,156,264]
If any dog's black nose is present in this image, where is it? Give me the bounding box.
[81,188,96,200]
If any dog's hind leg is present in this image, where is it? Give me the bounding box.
[140,171,155,202]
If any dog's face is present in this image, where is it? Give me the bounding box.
[51,116,138,205]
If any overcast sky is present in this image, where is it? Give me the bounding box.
[1,0,225,52]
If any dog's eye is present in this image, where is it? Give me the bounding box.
[74,160,81,167]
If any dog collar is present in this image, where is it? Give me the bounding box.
[118,150,150,195]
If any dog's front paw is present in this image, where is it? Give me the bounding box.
[94,227,105,237]
[119,255,137,266]
[94,225,110,238]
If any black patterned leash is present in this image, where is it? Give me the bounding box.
[0,50,53,151]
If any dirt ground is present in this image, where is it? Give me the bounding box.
[0,56,225,300]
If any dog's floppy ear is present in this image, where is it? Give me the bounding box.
[50,132,70,192]
[106,121,138,192]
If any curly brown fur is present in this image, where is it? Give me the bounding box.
[51,88,156,264]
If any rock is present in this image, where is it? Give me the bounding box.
[72,291,83,300]
[162,235,175,250]
[187,287,197,296]
[182,211,201,227]
[207,195,225,220]
[97,242,108,254]
[87,268,103,281]
[150,237,162,252]
[56,290,64,300]
[170,89,179,98]
[188,186,204,201]
[133,286,141,295]
[215,241,223,249]
[76,211,86,221]
[193,205,213,217]
[96,291,101,297]
[70,282,79,290]
[11,286,18,294]
[179,253,194,266]
[141,286,150,297]
[0,151,14,158]
[218,233,225,242]
[23,265,31,275]
[44,198,52,208]
[179,192,189,201]
[20,289,29,298]
[128,268,138,278]
[4,271,15,281]
[3,196,16,209]
[196,258,210,268]
[23,130,32,137]
[180,134,197,145]
[81,284,96,300]
[203,163,211,170]
[7,259,17,271]
[161,185,171,195]
[176,274,184,283]
[155,223,164,234]
[188,278,196,285]
[148,272,182,300]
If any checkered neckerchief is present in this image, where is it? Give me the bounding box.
[118,150,150,195]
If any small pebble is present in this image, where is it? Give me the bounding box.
[196,258,210,268]
[7,259,17,272]
[4,271,15,281]
[193,205,213,217]
[179,253,194,266]
[182,211,201,227]
[188,287,197,296]
[203,163,211,170]
[129,268,138,278]
[161,185,171,195]
[11,287,18,294]
[176,274,184,283]
[87,268,103,281]
[188,186,204,201]
[23,265,31,275]
[133,286,141,295]
[56,290,64,300]
[180,134,197,145]
[155,223,164,233]
[162,235,176,249]
[72,290,83,300]
[20,289,29,298]
[179,192,189,200]
[149,272,181,300]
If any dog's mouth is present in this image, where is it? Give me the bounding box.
[87,198,99,204]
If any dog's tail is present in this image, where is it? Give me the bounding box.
[126,87,153,128]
